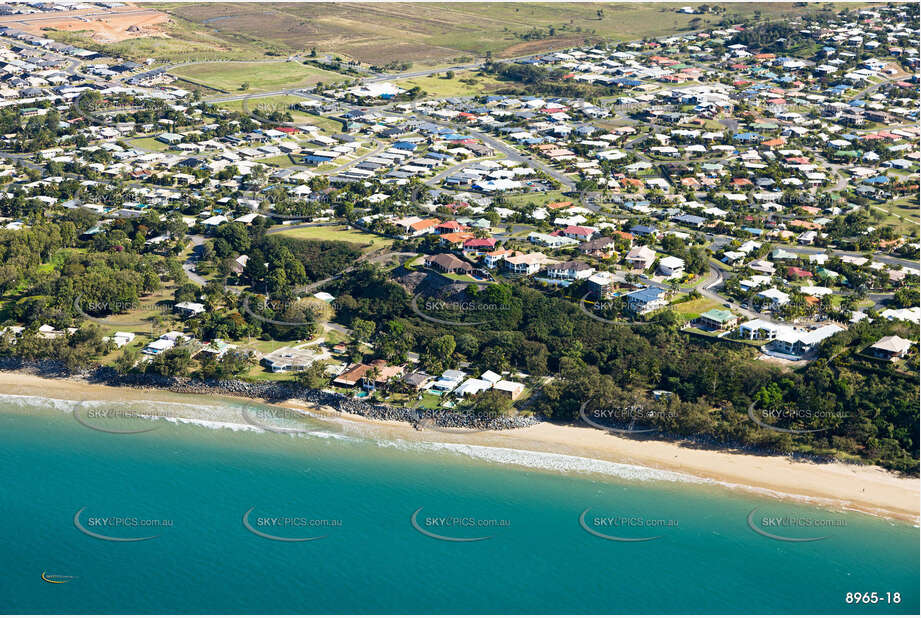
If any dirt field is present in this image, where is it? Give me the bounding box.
[0,3,169,44]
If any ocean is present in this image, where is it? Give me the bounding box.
[0,393,917,614]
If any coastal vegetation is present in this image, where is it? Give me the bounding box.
[0,196,917,473]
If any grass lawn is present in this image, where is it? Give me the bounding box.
[129,137,174,152]
[296,112,345,134]
[255,154,299,168]
[243,365,297,382]
[216,94,305,117]
[273,225,393,253]
[98,339,149,366]
[875,203,920,237]
[171,61,347,94]
[80,287,181,336]
[503,189,572,208]
[670,296,723,319]
[404,256,425,269]
[418,392,443,410]
[233,338,300,354]
[884,199,919,220]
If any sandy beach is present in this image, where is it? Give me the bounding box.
[1,371,917,524]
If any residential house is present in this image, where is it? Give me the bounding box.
[425,253,474,274]
[758,288,790,309]
[402,371,432,391]
[696,309,738,331]
[658,256,686,278]
[625,287,668,314]
[563,225,597,241]
[504,252,553,275]
[545,260,595,280]
[867,335,913,361]
[625,245,656,270]
[333,359,403,390]
[587,271,619,298]
[579,236,617,259]
[174,301,206,318]
[493,379,525,400]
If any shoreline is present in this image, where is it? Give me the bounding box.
[0,370,917,525]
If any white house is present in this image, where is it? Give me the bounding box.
[758,288,790,309]
[658,255,686,278]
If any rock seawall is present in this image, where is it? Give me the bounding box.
[0,358,538,431]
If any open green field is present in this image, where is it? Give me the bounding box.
[216,96,345,133]
[272,224,393,253]
[129,136,174,152]
[84,287,181,339]
[503,189,575,208]
[255,154,300,168]
[875,199,920,237]
[395,71,505,98]
[670,295,722,320]
[155,2,864,66]
[171,61,347,93]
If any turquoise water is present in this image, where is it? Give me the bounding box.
[0,393,917,614]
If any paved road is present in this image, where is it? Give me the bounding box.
[326,141,388,175]
[695,264,762,320]
[406,110,576,190]
[182,235,208,286]
[424,157,493,187]
[0,151,42,171]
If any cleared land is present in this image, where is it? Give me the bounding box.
[171,61,347,93]
[0,3,167,44]
[154,2,864,65]
[394,71,505,97]
[43,12,267,62]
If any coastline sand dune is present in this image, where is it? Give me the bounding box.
[0,372,917,524]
